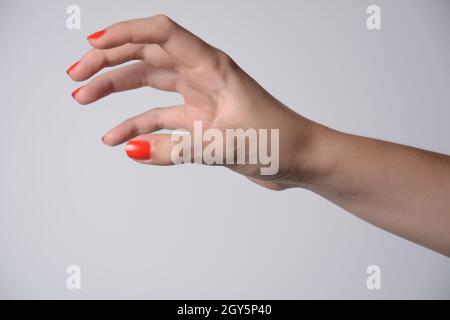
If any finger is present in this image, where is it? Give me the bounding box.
[67,43,178,81]
[67,43,143,81]
[124,133,186,166]
[102,105,186,146]
[141,43,179,68]
[71,62,179,105]
[87,15,216,68]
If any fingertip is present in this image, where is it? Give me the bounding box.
[87,29,106,41]
[125,140,151,160]
[71,86,90,105]
[67,72,84,82]
[101,134,117,146]
[66,60,79,75]
[87,29,110,50]
[71,86,83,99]
[102,130,128,146]
[66,61,86,82]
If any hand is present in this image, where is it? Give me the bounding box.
[67,15,322,190]
[67,14,450,256]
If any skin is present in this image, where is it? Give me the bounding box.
[68,15,450,257]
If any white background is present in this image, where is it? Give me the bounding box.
[0,0,449,298]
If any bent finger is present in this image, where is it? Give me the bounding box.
[71,62,179,105]
[124,133,189,166]
[87,15,216,68]
[103,105,187,146]
[67,43,178,81]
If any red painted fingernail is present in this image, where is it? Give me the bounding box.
[66,60,79,75]
[87,29,106,40]
[71,86,83,99]
[126,140,151,160]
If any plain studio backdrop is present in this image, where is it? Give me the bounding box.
[0,0,449,299]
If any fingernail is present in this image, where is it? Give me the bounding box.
[126,140,151,160]
[71,86,83,99]
[87,29,106,40]
[66,60,79,75]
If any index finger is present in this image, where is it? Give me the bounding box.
[87,15,216,68]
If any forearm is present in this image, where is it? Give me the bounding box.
[297,120,450,256]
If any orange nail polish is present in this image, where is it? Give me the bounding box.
[71,86,83,99]
[126,140,151,160]
[87,29,106,40]
[66,61,79,74]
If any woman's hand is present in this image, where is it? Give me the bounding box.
[68,15,450,256]
[67,15,324,190]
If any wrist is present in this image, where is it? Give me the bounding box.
[290,117,341,190]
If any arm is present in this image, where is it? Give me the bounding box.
[67,15,450,257]
[298,123,450,256]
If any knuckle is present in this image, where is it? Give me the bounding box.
[216,51,234,70]
[152,107,164,130]
[207,50,235,82]
[153,14,174,29]
[127,117,140,136]
[186,50,236,93]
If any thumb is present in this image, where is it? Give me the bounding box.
[125,133,191,166]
